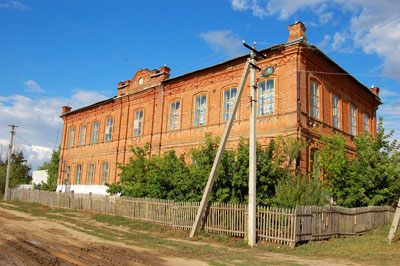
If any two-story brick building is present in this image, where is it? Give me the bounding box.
[57,22,382,194]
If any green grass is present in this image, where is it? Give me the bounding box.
[2,199,400,265]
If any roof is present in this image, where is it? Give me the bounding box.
[61,39,381,117]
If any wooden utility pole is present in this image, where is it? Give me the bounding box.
[190,60,251,238]
[4,124,17,200]
[388,197,400,243]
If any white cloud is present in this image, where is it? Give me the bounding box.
[332,32,346,50]
[24,80,45,93]
[0,0,27,10]
[0,89,109,170]
[200,30,245,57]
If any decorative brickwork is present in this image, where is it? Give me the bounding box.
[57,22,381,193]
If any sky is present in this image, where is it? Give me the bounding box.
[1,0,399,171]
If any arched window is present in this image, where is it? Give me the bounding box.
[87,163,95,185]
[68,127,75,147]
[105,117,113,141]
[134,109,144,136]
[194,94,207,126]
[310,80,320,119]
[101,162,109,185]
[332,94,340,128]
[222,87,237,122]
[350,105,356,135]
[75,164,82,184]
[364,114,370,133]
[169,101,181,130]
[310,150,320,179]
[257,79,274,116]
[79,124,86,145]
[91,121,99,143]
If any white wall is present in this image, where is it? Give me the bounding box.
[56,184,109,195]
[32,170,48,185]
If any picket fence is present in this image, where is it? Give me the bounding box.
[8,189,395,246]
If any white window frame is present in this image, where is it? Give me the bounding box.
[310,80,320,119]
[257,79,274,116]
[87,163,94,185]
[194,94,207,126]
[68,127,74,147]
[105,117,113,141]
[91,121,99,144]
[364,114,370,133]
[75,164,82,184]
[350,105,356,135]
[223,87,237,122]
[134,110,144,136]
[101,162,109,185]
[332,94,340,129]
[169,101,181,130]
[79,124,86,146]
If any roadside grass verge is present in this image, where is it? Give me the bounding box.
[1,199,400,265]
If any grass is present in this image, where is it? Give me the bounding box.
[1,199,400,265]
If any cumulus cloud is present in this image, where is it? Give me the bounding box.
[200,30,245,57]
[24,80,45,93]
[0,89,109,170]
[0,0,27,10]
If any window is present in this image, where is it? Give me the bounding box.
[310,80,320,119]
[101,162,109,185]
[258,79,274,116]
[350,105,356,136]
[223,87,237,122]
[364,114,369,133]
[68,127,74,147]
[65,166,70,185]
[87,164,94,185]
[194,94,207,126]
[134,110,144,136]
[169,101,181,130]
[310,150,320,179]
[91,121,99,144]
[75,164,82,184]
[79,125,86,146]
[105,117,113,141]
[332,94,340,128]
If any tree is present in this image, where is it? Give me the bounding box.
[0,150,32,195]
[38,147,60,191]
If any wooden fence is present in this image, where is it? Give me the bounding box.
[8,189,394,246]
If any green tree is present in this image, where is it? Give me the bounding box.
[0,151,32,195]
[38,147,60,191]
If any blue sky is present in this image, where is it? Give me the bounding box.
[1,0,399,170]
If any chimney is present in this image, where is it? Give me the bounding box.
[151,69,160,75]
[370,85,379,96]
[287,21,307,43]
[159,65,171,74]
[62,106,72,114]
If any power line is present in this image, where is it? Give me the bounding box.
[370,15,400,33]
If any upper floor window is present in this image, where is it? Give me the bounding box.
[65,166,70,185]
[79,124,86,146]
[258,79,274,116]
[364,114,370,133]
[223,87,237,122]
[75,164,82,184]
[134,110,144,136]
[169,101,181,130]
[350,105,356,136]
[310,80,320,119]
[105,117,113,141]
[68,127,74,147]
[91,121,99,144]
[87,163,94,185]
[332,94,340,128]
[194,94,207,126]
[101,162,109,185]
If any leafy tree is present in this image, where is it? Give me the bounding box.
[38,147,60,191]
[0,151,32,195]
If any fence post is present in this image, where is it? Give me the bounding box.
[89,192,92,211]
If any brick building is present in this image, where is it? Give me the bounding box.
[57,22,382,194]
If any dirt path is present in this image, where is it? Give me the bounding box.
[0,204,359,266]
[0,207,205,266]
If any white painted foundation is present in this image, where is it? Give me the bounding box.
[56,184,109,195]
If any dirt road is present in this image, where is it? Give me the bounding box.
[0,205,207,266]
[0,202,361,266]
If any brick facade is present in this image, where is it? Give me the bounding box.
[57,22,381,193]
